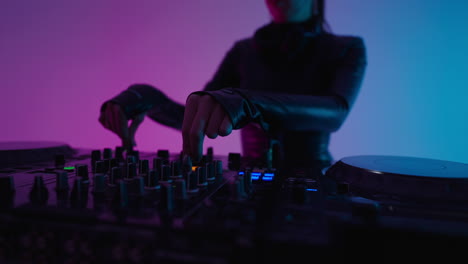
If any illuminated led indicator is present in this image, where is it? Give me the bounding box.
[238,171,245,175]
[306,188,318,192]
[264,173,274,177]
[64,166,75,170]
[251,172,261,180]
[262,176,273,181]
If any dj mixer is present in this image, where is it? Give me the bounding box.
[1,141,468,263]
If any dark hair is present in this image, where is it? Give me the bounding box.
[314,0,332,33]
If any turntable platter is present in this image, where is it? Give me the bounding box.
[326,155,468,202]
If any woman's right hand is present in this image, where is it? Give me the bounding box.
[98,102,146,150]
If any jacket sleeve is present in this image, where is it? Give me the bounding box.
[101,84,185,130]
[191,37,367,133]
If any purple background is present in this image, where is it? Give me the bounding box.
[1,0,467,164]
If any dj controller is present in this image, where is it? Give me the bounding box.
[1,141,468,263]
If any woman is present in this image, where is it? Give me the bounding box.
[99,0,367,171]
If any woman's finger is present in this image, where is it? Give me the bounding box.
[218,114,233,137]
[205,103,225,139]
[182,94,200,157]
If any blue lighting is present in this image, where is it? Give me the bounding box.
[264,173,275,177]
[238,171,244,175]
[306,188,318,192]
[262,176,273,181]
[251,172,261,180]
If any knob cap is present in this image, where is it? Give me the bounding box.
[103,148,112,159]
[91,150,101,172]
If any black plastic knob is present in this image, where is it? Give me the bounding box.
[128,176,145,196]
[197,167,207,187]
[76,164,89,182]
[91,150,101,172]
[228,153,241,171]
[126,163,137,179]
[103,148,112,159]
[55,171,69,191]
[55,154,66,168]
[109,167,122,185]
[95,160,106,174]
[171,160,182,179]
[0,175,15,207]
[174,179,187,200]
[29,175,49,205]
[214,160,223,180]
[160,165,171,182]
[205,162,215,181]
[187,171,199,193]
[145,170,159,189]
[139,159,149,176]
[159,182,174,212]
[157,149,170,160]
[93,173,107,193]
[113,180,128,208]
[182,155,192,174]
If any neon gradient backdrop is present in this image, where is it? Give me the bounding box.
[1,0,467,163]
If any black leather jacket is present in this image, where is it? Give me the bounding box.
[103,22,367,170]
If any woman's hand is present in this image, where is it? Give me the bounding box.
[182,94,233,162]
[99,102,146,150]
